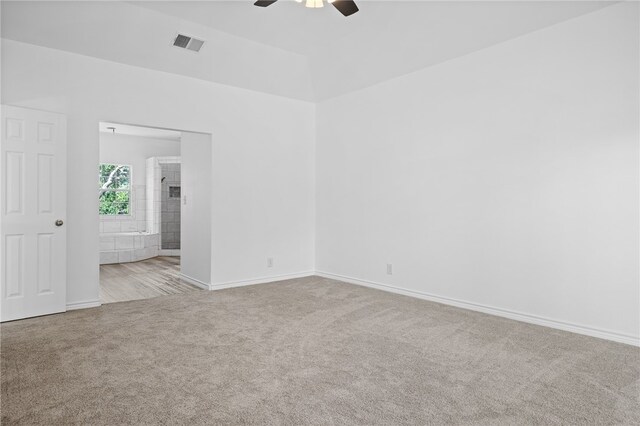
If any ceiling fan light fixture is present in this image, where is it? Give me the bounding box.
[254,0,359,17]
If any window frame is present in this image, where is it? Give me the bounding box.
[98,163,133,217]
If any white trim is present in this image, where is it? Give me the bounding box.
[159,249,180,256]
[315,271,640,347]
[156,156,181,165]
[180,273,211,290]
[66,299,102,311]
[211,271,315,290]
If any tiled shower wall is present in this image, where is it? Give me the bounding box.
[146,157,162,235]
[161,163,181,249]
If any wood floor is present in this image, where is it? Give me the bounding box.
[99,256,202,304]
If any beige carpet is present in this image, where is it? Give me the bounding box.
[1,276,638,425]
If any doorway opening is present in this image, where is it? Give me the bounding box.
[97,122,211,304]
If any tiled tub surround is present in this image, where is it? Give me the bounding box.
[99,232,160,265]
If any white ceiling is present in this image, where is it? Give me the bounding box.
[100,122,182,141]
[133,1,614,56]
[2,1,616,101]
[131,0,377,56]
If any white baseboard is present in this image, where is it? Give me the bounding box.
[66,299,102,311]
[211,271,315,290]
[179,273,212,290]
[315,271,640,347]
[159,249,180,256]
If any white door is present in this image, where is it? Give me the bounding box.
[1,105,67,321]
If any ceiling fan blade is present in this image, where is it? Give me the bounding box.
[331,0,359,17]
[254,0,278,7]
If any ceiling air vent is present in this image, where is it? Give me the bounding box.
[173,34,205,52]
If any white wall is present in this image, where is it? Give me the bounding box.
[100,133,180,187]
[316,3,639,342]
[1,39,316,306]
[1,1,315,101]
[181,132,212,286]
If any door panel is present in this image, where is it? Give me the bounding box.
[1,105,67,321]
[4,234,24,298]
[37,233,54,294]
[37,154,54,214]
[5,151,24,215]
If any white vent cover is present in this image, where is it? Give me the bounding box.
[173,34,205,52]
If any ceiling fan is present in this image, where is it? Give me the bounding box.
[254,0,359,17]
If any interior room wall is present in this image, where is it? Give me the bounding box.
[100,132,181,187]
[181,132,212,286]
[315,3,639,343]
[1,39,316,307]
[1,1,315,101]
[99,132,181,234]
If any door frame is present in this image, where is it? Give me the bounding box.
[95,121,213,301]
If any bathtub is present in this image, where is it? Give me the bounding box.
[99,232,160,265]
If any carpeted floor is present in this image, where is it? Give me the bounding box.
[1,276,639,425]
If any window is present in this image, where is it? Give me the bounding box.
[98,164,131,215]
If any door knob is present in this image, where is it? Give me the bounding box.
[55,220,64,227]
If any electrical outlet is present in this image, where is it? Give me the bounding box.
[267,257,274,268]
[386,263,393,275]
